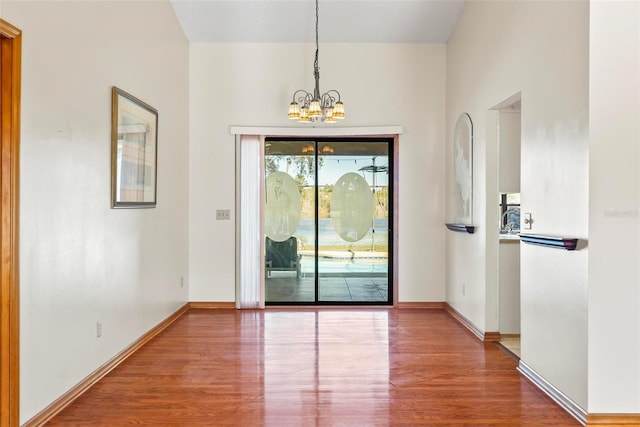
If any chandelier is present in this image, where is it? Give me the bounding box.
[287,0,345,123]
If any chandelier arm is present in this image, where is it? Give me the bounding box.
[319,92,335,108]
[292,89,312,105]
[324,89,342,102]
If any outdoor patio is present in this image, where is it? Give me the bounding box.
[266,272,389,303]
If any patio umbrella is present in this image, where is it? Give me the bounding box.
[359,158,389,252]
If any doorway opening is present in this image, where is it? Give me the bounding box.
[264,137,393,305]
[496,97,522,358]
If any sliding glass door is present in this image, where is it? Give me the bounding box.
[265,138,392,305]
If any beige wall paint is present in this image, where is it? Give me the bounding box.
[499,111,521,194]
[498,242,520,334]
[446,0,588,410]
[188,43,447,303]
[3,1,190,422]
[589,1,640,413]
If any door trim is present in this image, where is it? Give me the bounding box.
[0,19,22,427]
[264,136,397,306]
[230,125,403,137]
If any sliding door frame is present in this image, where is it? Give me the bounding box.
[264,136,396,306]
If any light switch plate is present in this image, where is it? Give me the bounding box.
[216,209,231,220]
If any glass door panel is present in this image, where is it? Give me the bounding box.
[317,141,390,303]
[265,141,316,303]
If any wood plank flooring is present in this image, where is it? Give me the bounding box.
[47,308,579,426]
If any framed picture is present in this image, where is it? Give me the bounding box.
[111,87,158,208]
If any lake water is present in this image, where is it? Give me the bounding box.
[294,217,388,249]
[293,218,389,275]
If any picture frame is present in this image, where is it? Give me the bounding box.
[111,87,158,208]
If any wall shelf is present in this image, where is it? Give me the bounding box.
[519,234,578,251]
[445,223,476,234]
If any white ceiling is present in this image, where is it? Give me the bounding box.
[170,0,466,43]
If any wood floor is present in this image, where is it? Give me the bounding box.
[47,308,579,426]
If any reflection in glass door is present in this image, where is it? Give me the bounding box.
[265,138,392,305]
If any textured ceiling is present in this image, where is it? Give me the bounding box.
[170,0,465,43]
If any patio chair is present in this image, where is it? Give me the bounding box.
[265,236,301,278]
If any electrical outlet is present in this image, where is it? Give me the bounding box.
[462,283,466,296]
[216,209,231,220]
[180,276,184,288]
[96,321,102,338]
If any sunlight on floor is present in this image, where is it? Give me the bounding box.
[499,335,521,358]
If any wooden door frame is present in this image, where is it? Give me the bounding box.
[0,19,21,427]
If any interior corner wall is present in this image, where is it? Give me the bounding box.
[188,43,447,303]
[446,0,588,409]
[3,1,190,422]
[588,1,640,413]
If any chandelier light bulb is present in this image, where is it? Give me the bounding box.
[309,100,323,118]
[298,107,311,123]
[332,101,345,119]
[288,102,301,120]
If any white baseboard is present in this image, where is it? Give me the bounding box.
[518,360,587,426]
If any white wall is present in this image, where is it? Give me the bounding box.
[446,0,588,410]
[589,1,640,413]
[189,43,447,303]
[498,110,521,335]
[498,242,520,334]
[499,111,521,193]
[2,1,190,422]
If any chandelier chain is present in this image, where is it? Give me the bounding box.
[314,0,320,84]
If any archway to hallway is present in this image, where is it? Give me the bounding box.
[0,18,22,427]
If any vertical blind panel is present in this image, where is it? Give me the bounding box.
[237,135,264,309]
